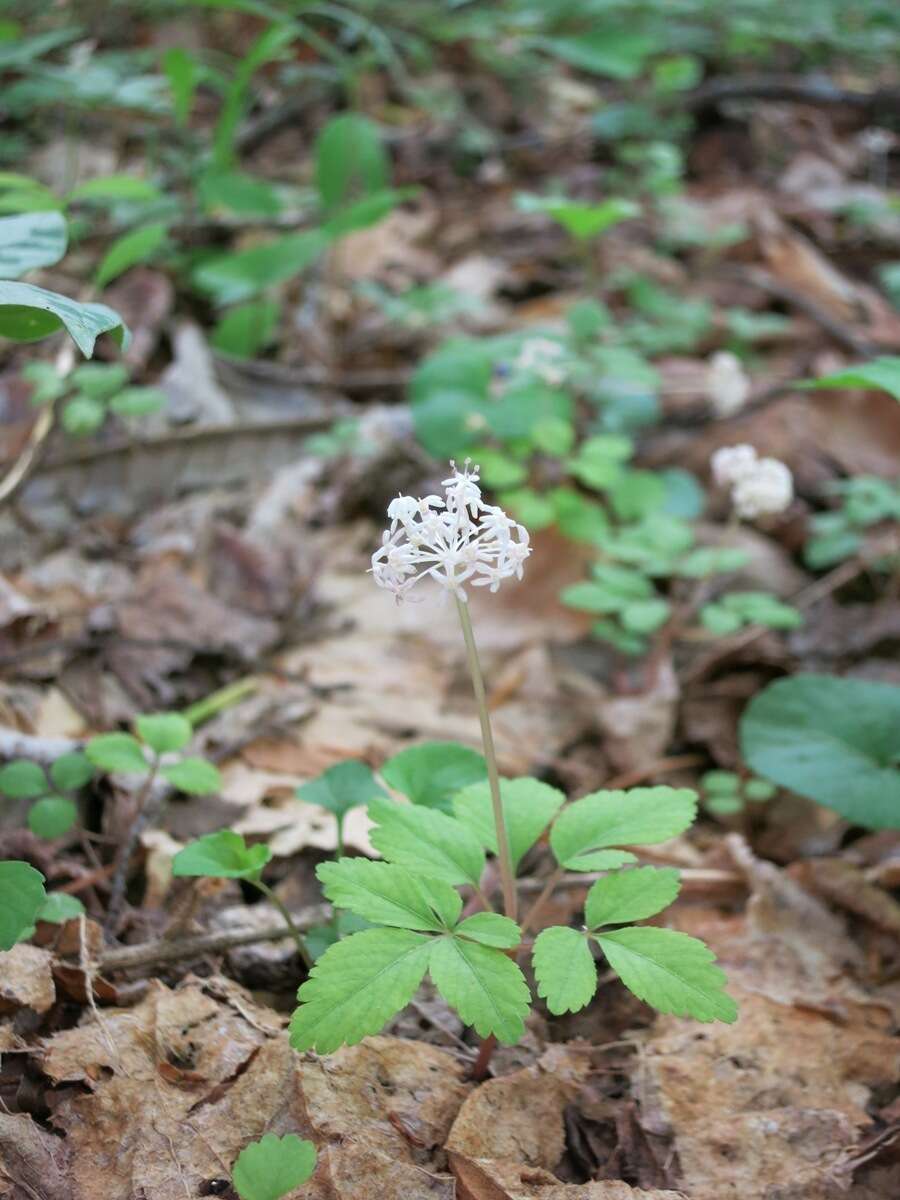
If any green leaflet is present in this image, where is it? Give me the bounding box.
[453,777,565,870]
[290,927,432,1054]
[585,866,681,928]
[0,860,46,950]
[597,927,737,1023]
[453,912,521,948]
[316,858,462,931]
[380,740,486,811]
[172,831,271,880]
[368,798,485,887]
[551,786,696,870]
[532,926,597,1015]
[428,935,530,1044]
[297,760,386,819]
[231,1133,317,1200]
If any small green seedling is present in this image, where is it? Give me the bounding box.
[0,750,93,839]
[232,1133,317,1200]
[296,760,387,857]
[0,860,46,950]
[699,591,802,636]
[86,713,222,794]
[36,892,86,925]
[173,831,311,967]
[24,360,165,437]
[700,770,776,816]
[516,192,640,243]
[805,476,900,569]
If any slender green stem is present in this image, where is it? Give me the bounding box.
[335,814,345,860]
[519,866,564,937]
[254,880,313,969]
[454,596,517,921]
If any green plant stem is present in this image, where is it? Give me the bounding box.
[255,880,313,969]
[454,596,517,921]
[182,677,259,726]
[335,814,345,860]
[519,866,564,936]
[104,755,159,935]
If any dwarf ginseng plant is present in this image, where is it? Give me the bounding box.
[289,464,736,1055]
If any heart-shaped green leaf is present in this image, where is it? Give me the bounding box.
[172,831,271,880]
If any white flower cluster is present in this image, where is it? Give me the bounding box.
[371,462,531,602]
[514,337,567,387]
[705,350,750,418]
[711,444,793,520]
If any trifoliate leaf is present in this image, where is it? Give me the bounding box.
[36,892,85,924]
[0,759,47,798]
[381,741,487,812]
[49,751,93,792]
[532,925,597,1015]
[453,912,521,948]
[86,733,149,775]
[316,858,461,931]
[28,795,77,839]
[290,927,432,1053]
[453,777,565,870]
[232,1133,317,1200]
[160,757,221,794]
[0,860,45,950]
[551,787,697,870]
[296,760,387,819]
[597,926,737,1023]
[584,867,681,928]
[428,934,530,1044]
[172,831,271,880]
[368,798,485,887]
[135,712,192,754]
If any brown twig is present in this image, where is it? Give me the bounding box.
[97,907,327,972]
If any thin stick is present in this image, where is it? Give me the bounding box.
[454,596,517,921]
[519,866,563,936]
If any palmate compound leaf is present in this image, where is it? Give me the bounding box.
[453,777,565,871]
[290,927,433,1053]
[368,798,485,887]
[597,927,737,1023]
[316,858,462,931]
[532,926,597,1015]
[584,866,681,928]
[232,1132,317,1200]
[428,935,531,1044]
[550,786,697,871]
[0,860,46,950]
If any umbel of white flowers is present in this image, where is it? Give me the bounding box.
[371,461,531,601]
[711,443,793,519]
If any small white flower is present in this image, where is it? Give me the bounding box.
[371,461,532,602]
[514,337,568,387]
[731,457,793,519]
[705,351,750,418]
[711,444,759,487]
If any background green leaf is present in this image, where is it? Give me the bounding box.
[0,860,46,950]
[232,1133,317,1200]
[172,830,271,879]
[0,210,66,277]
[28,794,77,839]
[0,759,47,798]
[381,741,486,812]
[160,757,221,794]
[136,713,192,754]
[86,733,148,774]
[297,760,386,819]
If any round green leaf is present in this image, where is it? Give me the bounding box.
[381,742,486,813]
[172,830,271,879]
[135,713,192,754]
[86,733,149,775]
[0,759,47,798]
[232,1132,317,1200]
[62,395,105,436]
[37,891,85,924]
[28,795,77,839]
[741,674,900,829]
[0,860,46,950]
[49,751,94,791]
[108,387,166,418]
[297,760,387,819]
[160,757,221,795]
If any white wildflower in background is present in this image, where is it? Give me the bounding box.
[711,444,758,487]
[371,461,531,602]
[705,350,750,418]
[514,337,567,387]
[711,444,793,520]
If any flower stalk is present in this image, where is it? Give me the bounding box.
[455,594,518,921]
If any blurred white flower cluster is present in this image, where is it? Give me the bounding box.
[712,444,793,520]
[705,350,750,417]
[371,462,531,602]
[514,337,567,387]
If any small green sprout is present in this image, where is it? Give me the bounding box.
[700,770,776,817]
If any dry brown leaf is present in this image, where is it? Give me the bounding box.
[597,661,679,774]
[449,1157,684,1200]
[0,944,55,1015]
